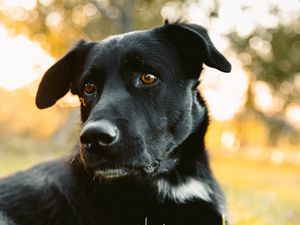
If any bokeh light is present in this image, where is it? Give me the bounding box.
[0,25,54,90]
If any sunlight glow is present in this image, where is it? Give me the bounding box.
[39,0,54,7]
[0,25,54,91]
[186,0,300,36]
[0,0,37,11]
[201,59,249,121]
[252,81,274,113]
[271,150,285,164]
[286,104,300,127]
[221,131,238,151]
[46,11,64,28]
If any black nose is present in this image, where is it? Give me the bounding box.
[80,120,119,150]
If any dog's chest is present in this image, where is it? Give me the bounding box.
[84,203,223,225]
[78,187,222,225]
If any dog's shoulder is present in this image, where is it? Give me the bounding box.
[0,158,72,190]
[0,159,82,225]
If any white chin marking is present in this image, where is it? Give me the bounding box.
[156,178,212,203]
[95,169,128,179]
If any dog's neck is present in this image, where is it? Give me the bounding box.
[154,124,213,202]
[153,91,225,213]
[156,90,210,177]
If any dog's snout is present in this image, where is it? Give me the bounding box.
[80,120,119,150]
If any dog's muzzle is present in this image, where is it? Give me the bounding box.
[79,119,159,179]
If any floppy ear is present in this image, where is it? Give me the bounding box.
[161,22,231,78]
[35,40,95,109]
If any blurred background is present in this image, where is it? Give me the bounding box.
[0,0,299,224]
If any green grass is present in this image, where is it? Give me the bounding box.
[211,156,300,225]
[0,136,72,176]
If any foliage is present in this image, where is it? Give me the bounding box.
[228,22,300,108]
[0,0,175,57]
[227,11,300,145]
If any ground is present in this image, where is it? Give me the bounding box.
[212,156,300,225]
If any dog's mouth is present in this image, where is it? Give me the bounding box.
[92,162,159,180]
[95,168,130,179]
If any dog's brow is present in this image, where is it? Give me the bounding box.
[80,66,105,84]
[87,66,104,76]
[122,54,144,71]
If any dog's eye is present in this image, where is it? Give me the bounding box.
[84,82,96,94]
[140,73,158,85]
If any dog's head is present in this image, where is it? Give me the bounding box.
[36,22,231,180]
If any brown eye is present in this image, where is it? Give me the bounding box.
[140,73,158,85]
[84,82,96,94]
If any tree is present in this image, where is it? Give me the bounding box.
[228,15,300,145]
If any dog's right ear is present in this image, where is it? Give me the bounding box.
[160,22,231,78]
[36,40,95,109]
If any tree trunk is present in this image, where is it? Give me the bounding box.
[119,0,135,32]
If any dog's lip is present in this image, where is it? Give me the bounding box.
[94,168,130,179]
[92,162,159,179]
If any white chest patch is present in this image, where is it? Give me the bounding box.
[156,177,212,203]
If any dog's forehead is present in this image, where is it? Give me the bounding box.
[93,29,154,53]
[84,28,178,73]
[88,28,173,61]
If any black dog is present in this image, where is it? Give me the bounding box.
[0,21,231,225]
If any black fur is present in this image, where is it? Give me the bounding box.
[0,22,231,225]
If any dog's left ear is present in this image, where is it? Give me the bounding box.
[36,40,95,109]
[161,22,231,78]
